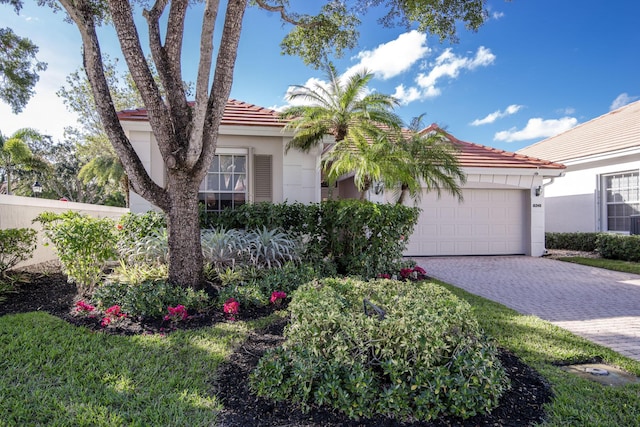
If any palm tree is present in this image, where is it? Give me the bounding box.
[0,128,48,195]
[388,117,466,205]
[281,63,403,151]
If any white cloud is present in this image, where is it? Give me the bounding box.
[392,84,424,104]
[492,11,505,19]
[610,93,638,110]
[471,104,523,126]
[395,46,495,104]
[494,117,578,142]
[344,30,430,80]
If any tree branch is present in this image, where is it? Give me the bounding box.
[253,0,304,26]
[194,0,248,178]
[185,0,220,168]
[57,0,168,210]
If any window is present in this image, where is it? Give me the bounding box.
[603,171,640,232]
[199,150,247,213]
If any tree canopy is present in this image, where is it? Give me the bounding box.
[0,1,47,113]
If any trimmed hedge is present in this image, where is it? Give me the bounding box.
[596,233,640,262]
[204,200,420,278]
[251,277,509,421]
[545,232,599,252]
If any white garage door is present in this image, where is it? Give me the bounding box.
[405,189,527,256]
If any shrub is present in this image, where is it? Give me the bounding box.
[35,212,117,293]
[545,232,599,251]
[205,201,419,278]
[596,233,640,261]
[0,228,37,275]
[116,211,166,260]
[251,277,509,421]
[215,261,317,308]
[93,279,209,318]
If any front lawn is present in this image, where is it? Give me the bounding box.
[2,279,640,426]
[557,256,640,275]
[0,312,248,426]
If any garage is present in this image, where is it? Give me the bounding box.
[404,188,528,256]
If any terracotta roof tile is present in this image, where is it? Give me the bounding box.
[117,99,284,127]
[117,100,565,170]
[423,124,565,170]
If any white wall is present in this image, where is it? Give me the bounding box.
[544,155,640,232]
[0,195,129,268]
[123,122,321,213]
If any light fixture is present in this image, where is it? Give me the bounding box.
[373,181,384,195]
[32,181,43,197]
[534,185,542,197]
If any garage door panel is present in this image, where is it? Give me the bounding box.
[405,189,527,256]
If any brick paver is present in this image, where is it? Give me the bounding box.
[412,256,640,361]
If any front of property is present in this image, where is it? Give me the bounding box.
[118,101,565,257]
[519,100,640,234]
[118,100,322,213]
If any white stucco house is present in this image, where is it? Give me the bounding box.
[518,100,640,234]
[118,100,565,257]
[118,100,322,213]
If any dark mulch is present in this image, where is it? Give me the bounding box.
[1,268,553,427]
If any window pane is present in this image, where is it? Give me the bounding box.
[604,171,640,232]
[207,174,219,191]
[235,156,246,173]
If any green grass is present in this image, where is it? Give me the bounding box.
[0,312,249,426]
[437,280,640,427]
[2,280,640,426]
[558,257,640,275]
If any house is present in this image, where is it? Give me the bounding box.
[117,100,322,213]
[518,100,640,234]
[118,101,565,257]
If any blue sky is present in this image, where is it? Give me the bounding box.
[1,0,639,153]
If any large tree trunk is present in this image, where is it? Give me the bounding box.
[165,172,204,288]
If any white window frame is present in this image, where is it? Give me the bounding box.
[601,170,640,233]
[199,148,249,213]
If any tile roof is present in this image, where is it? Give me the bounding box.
[117,99,283,127]
[422,124,565,170]
[117,100,564,170]
[517,100,640,162]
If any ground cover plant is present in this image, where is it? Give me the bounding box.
[251,277,509,421]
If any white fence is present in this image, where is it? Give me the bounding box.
[0,195,129,268]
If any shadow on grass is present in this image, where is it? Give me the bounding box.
[0,312,247,426]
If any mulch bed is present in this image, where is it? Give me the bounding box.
[1,267,553,426]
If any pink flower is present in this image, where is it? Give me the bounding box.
[400,268,413,279]
[223,298,240,316]
[270,291,287,305]
[165,305,188,322]
[377,273,391,279]
[413,266,426,276]
[105,305,124,317]
[75,300,95,313]
[101,317,111,327]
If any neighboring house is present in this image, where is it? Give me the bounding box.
[118,101,565,258]
[518,100,640,234]
[117,100,322,213]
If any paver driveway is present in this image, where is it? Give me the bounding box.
[412,256,640,361]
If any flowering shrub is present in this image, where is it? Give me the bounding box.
[223,298,240,321]
[377,273,391,279]
[101,305,127,327]
[74,300,96,316]
[164,305,189,323]
[270,291,287,305]
[399,266,427,281]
